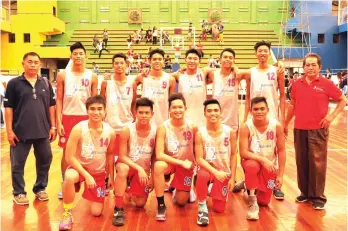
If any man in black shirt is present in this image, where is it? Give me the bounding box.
[4,52,57,205]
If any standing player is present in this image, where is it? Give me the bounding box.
[56,42,98,198]
[58,96,116,230]
[236,41,286,199]
[112,98,156,226]
[100,53,137,160]
[134,48,176,126]
[194,99,237,226]
[239,96,286,220]
[154,93,197,221]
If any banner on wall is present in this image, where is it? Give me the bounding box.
[128,8,142,24]
[208,8,222,23]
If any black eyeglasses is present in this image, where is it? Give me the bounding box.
[32,88,37,99]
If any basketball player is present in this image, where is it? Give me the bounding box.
[58,96,116,230]
[154,93,197,221]
[235,41,286,199]
[112,98,156,226]
[194,99,237,226]
[134,48,176,126]
[239,96,286,220]
[56,42,98,199]
[100,53,137,161]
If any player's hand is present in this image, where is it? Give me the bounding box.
[320,114,334,129]
[227,178,235,191]
[275,175,283,190]
[141,68,150,77]
[276,61,285,74]
[49,128,57,142]
[58,123,65,136]
[181,159,193,170]
[7,130,19,147]
[214,170,230,183]
[107,176,114,189]
[138,168,149,186]
[103,72,112,80]
[284,123,289,138]
[261,157,276,173]
[147,177,154,193]
[178,67,186,74]
[85,174,97,189]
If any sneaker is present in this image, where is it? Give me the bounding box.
[13,194,29,205]
[197,211,209,226]
[112,208,125,226]
[273,189,285,200]
[207,183,213,196]
[189,189,197,203]
[295,195,308,203]
[35,190,49,201]
[233,181,245,193]
[246,195,259,220]
[156,204,166,221]
[312,201,325,210]
[59,211,73,230]
[57,190,63,199]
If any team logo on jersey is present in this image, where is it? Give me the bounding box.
[149,138,155,148]
[267,179,275,190]
[97,187,105,197]
[60,137,66,143]
[144,185,150,194]
[184,176,192,186]
[222,186,228,196]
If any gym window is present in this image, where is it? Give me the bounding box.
[24,33,31,43]
[333,34,340,44]
[318,34,325,43]
[9,33,15,43]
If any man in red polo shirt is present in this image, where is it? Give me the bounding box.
[284,53,347,210]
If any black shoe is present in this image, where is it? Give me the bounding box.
[156,204,166,221]
[112,207,125,226]
[273,189,285,200]
[312,201,325,210]
[295,195,308,203]
[232,181,245,193]
[197,211,209,226]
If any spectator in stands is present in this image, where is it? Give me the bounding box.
[208,55,215,68]
[211,23,219,40]
[127,35,132,48]
[340,71,348,95]
[98,40,110,58]
[187,22,193,41]
[197,41,204,58]
[103,29,109,48]
[93,35,99,53]
[133,30,140,44]
[201,20,208,33]
[92,62,99,75]
[152,26,158,44]
[215,57,220,68]
[218,22,224,45]
[164,55,172,70]
[145,27,152,44]
[139,28,144,41]
[326,68,332,79]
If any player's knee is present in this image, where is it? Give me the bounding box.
[91,209,102,217]
[133,196,147,208]
[175,191,189,207]
[154,161,167,175]
[90,203,103,217]
[64,169,78,183]
[116,163,129,177]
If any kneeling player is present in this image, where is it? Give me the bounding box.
[195,99,237,226]
[113,98,156,226]
[59,96,116,230]
[239,96,286,220]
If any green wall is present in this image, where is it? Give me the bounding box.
[57,0,288,31]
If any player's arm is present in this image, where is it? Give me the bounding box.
[155,125,186,167]
[65,124,93,180]
[239,124,264,164]
[169,76,177,95]
[106,129,116,188]
[99,80,107,99]
[228,130,237,190]
[170,72,180,82]
[273,60,285,75]
[278,72,286,125]
[275,122,286,189]
[91,73,98,96]
[206,69,214,85]
[131,81,138,121]
[56,71,65,136]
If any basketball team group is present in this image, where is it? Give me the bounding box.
[4,40,346,230]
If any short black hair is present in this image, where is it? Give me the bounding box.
[254,40,271,51]
[85,95,106,110]
[136,97,154,111]
[23,52,40,61]
[168,93,186,108]
[112,53,127,63]
[149,48,165,60]
[185,48,202,59]
[303,53,322,67]
[220,48,236,58]
[250,96,268,108]
[70,42,86,54]
[203,99,221,111]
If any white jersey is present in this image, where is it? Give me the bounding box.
[246,118,278,167]
[250,66,279,120]
[141,72,170,126]
[62,68,92,115]
[128,123,156,174]
[200,124,231,173]
[77,121,112,174]
[178,69,206,127]
[212,70,239,131]
[104,77,134,133]
[163,119,195,162]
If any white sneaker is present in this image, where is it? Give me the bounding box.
[189,189,197,203]
[246,195,259,220]
[57,189,63,199]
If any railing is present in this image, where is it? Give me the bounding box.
[1,69,20,76]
